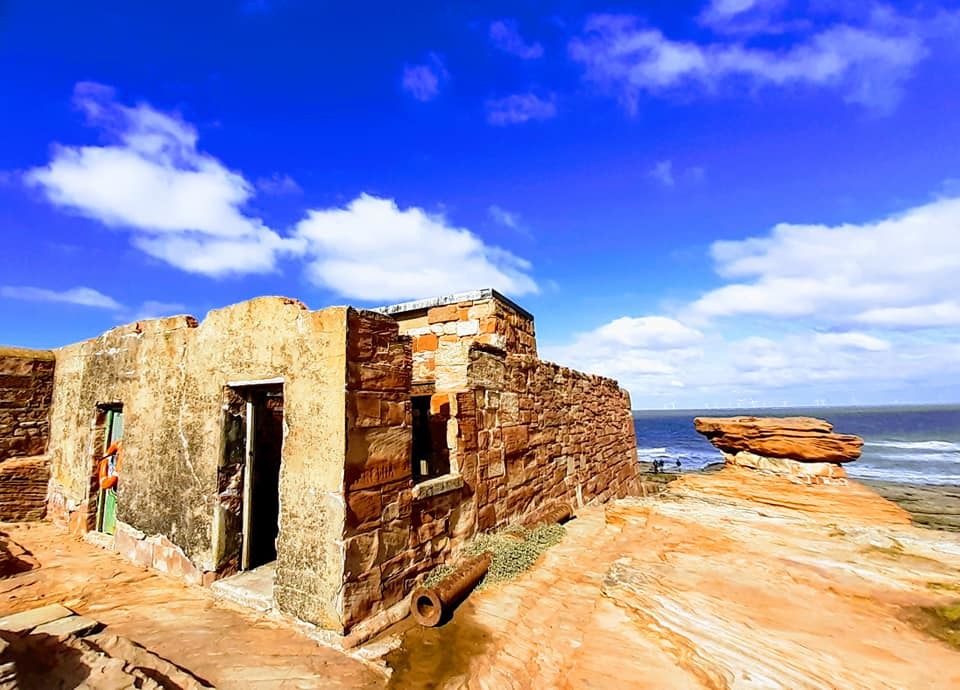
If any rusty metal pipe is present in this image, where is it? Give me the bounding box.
[410,552,492,627]
[523,502,573,529]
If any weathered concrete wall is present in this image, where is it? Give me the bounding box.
[0,347,54,462]
[389,293,536,384]
[45,297,352,629]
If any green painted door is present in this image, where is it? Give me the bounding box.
[97,408,123,535]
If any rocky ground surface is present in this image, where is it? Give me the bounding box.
[383,469,960,689]
[2,469,959,689]
[860,479,960,532]
[0,522,384,689]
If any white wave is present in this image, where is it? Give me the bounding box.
[847,465,960,485]
[861,452,960,464]
[636,447,669,456]
[865,440,960,451]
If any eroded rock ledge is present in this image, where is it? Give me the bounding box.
[694,416,863,483]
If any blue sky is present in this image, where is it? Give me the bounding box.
[2,0,960,408]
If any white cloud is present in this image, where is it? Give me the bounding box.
[486,93,557,126]
[401,54,448,101]
[255,173,301,195]
[488,205,521,229]
[569,12,927,112]
[488,204,533,238]
[857,301,960,328]
[649,160,705,187]
[25,82,300,277]
[130,300,188,320]
[650,160,674,186]
[698,0,791,33]
[812,332,890,351]
[688,195,960,328]
[489,19,544,59]
[545,185,960,406]
[28,84,543,305]
[294,194,538,302]
[0,285,122,310]
[594,316,703,349]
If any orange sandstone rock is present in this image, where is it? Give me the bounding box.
[694,416,863,463]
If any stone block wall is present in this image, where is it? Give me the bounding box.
[0,456,50,521]
[341,310,414,630]
[0,347,54,462]
[340,313,489,632]
[385,291,536,384]
[337,335,638,632]
[467,348,640,531]
[0,347,55,521]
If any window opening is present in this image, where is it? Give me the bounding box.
[411,395,450,482]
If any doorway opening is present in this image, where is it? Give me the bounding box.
[93,403,123,535]
[219,381,285,573]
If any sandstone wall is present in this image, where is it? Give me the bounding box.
[0,347,54,462]
[337,336,638,632]
[0,347,55,521]
[389,293,536,383]
[0,456,50,521]
[469,349,640,529]
[45,298,355,629]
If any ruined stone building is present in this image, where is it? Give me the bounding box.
[0,289,639,633]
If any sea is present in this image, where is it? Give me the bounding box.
[633,405,960,486]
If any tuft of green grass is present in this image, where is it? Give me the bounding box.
[423,564,455,588]
[419,523,567,592]
[902,600,960,650]
[468,523,566,588]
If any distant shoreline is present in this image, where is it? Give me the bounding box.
[632,403,960,415]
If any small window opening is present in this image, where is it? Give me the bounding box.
[411,395,450,482]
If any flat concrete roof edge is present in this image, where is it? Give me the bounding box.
[373,288,534,321]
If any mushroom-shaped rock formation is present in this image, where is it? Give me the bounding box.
[693,416,863,483]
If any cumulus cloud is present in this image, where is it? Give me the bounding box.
[486,93,557,126]
[0,285,122,310]
[294,194,538,302]
[28,84,540,303]
[698,0,792,34]
[401,54,448,101]
[688,195,960,329]
[489,19,544,59]
[543,316,704,386]
[569,11,927,112]
[25,82,300,277]
[545,186,960,405]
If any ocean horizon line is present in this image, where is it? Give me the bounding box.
[632,402,960,415]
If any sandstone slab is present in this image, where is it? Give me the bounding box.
[694,416,863,463]
[32,613,101,638]
[0,603,74,633]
